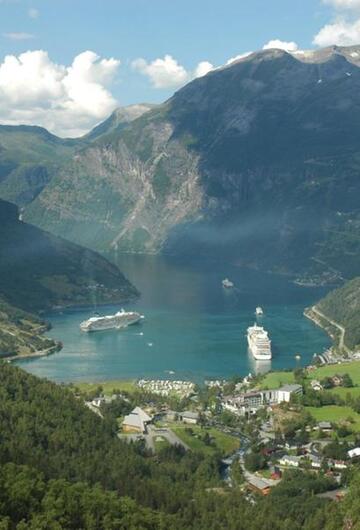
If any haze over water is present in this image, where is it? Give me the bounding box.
[19,255,331,383]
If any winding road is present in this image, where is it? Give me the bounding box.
[310,306,349,353]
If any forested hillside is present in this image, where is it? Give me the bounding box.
[0,362,358,529]
[317,277,360,350]
[0,198,138,357]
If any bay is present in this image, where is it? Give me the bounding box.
[19,255,331,383]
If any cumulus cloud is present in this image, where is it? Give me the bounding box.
[28,8,39,19]
[132,54,214,89]
[194,60,214,78]
[132,55,189,88]
[323,0,360,9]
[262,39,299,52]
[3,32,34,40]
[313,17,360,45]
[0,50,120,137]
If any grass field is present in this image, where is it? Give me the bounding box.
[170,424,240,456]
[306,405,360,431]
[73,379,137,395]
[309,361,360,384]
[259,371,295,389]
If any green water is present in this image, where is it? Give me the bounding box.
[19,255,331,383]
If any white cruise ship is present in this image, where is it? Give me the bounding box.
[80,309,144,332]
[247,324,272,360]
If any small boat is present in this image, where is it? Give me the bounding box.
[222,278,234,288]
[255,306,263,316]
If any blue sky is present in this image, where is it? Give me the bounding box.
[0,0,359,135]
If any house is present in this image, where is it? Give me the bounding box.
[348,447,360,459]
[310,380,323,391]
[279,455,300,467]
[122,407,152,434]
[165,410,178,422]
[246,476,271,496]
[333,460,348,470]
[180,411,199,424]
[317,421,332,432]
[306,454,321,469]
[276,384,303,403]
[332,375,343,387]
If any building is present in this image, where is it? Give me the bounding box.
[276,384,303,403]
[310,380,323,391]
[246,476,271,496]
[317,421,332,432]
[306,454,322,469]
[279,455,300,467]
[348,447,360,459]
[180,411,199,424]
[332,375,343,387]
[122,407,152,434]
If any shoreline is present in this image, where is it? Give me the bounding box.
[6,343,62,363]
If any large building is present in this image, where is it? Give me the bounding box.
[222,384,303,415]
[122,407,152,434]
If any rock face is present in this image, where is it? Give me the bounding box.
[4,46,360,278]
[0,199,138,312]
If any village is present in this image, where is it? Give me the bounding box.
[76,358,360,499]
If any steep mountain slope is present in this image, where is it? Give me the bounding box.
[0,105,155,209]
[22,45,360,278]
[315,277,360,350]
[0,198,138,355]
[0,199,138,312]
[0,125,79,207]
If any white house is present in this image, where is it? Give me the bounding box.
[348,447,360,459]
[279,455,300,467]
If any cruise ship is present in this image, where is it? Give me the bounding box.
[80,309,144,332]
[247,324,272,360]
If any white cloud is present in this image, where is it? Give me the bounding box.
[226,52,252,65]
[0,50,120,137]
[28,8,39,19]
[262,39,299,52]
[313,17,360,45]
[322,0,360,9]
[3,32,34,40]
[194,60,214,78]
[132,55,189,88]
[132,54,214,88]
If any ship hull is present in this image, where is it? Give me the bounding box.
[80,313,142,332]
[247,324,272,361]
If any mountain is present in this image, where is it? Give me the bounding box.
[0,104,155,208]
[0,198,138,355]
[0,125,79,207]
[7,45,360,279]
[84,103,157,141]
[0,198,138,312]
[312,277,360,351]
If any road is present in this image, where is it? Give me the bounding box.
[148,426,190,451]
[311,306,349,353]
